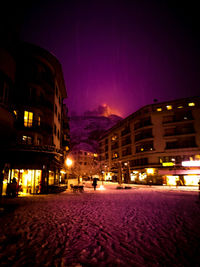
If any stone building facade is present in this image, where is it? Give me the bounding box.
[0,42,69,195]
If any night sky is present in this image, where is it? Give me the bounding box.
[4,0,200,117]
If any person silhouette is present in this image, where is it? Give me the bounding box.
[92,178,98,191]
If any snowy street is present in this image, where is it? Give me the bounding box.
[0,185,200,267]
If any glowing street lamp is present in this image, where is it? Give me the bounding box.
[66,158,73,167]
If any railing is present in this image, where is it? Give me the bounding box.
[135,133,153,141]
[10,144,64,155]
[111,143,119,150]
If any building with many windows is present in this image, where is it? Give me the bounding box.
[0,42,69,195]
[69,143,99,182]
[98,97,200,186]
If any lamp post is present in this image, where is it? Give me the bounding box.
[65,157,73,187]
[171,158,178,186]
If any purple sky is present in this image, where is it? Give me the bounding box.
[17,0,200,117]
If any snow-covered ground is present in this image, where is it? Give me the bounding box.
[0,184,200,267]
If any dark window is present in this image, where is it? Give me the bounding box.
[122,135,131,146]
[55,104,57,116]
[37,138,41,145]
[122,146,132,156]
[121,125,130,136]
[134,117,151,130]
[166,136,196,149]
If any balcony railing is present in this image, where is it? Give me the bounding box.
[111,143,119,150]
[135,133,153,142]
[15,119,53,133]
[134,119,152,130]
[10,144,64,155]
[121,128,131,136]
[164,129,195,137]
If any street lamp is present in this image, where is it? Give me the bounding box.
[65,158,73,187]
[66,158,73,167]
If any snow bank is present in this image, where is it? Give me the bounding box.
[0,187,199,266]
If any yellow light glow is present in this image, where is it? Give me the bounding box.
[156,108,162,112]
[166,175,178,185]
[141,148,144,151]
[166,105,172,110]
[13,110,17,116]
[139,172,147,180]
[66,158,73,167]
[24,111,33,127]
[162,162,174,166]
[105,172,112,180]
[97,185,105,190]
[188,102,195,107]
[177,106,183,109]
[146,168,155,175]
[182,160,200,167]
[112,135,117,141]
[94,153,98,157]
[184,175,199,186]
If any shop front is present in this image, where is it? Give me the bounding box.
[159,169,200,186]
[9,169,42,195]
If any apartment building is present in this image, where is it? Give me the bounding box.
[0,42,69,195]
[99,97,200,186]
[69,144,99,181]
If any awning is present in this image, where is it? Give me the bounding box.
[158,169,200,175]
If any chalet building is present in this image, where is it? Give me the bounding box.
[98,96,200,186]
[0,42,69,195]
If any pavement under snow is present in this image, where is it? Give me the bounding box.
[0,183,200,267]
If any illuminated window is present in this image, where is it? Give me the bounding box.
[24,111,33,127]
[38,116,41,126]
[156,108,162,112]
[113,152,119,159]
[188,102,195,107]
[13,110,17,116]
[166,105,172,110]
[112,135,118,141]
[22,135,32,144]
[178,106,183,109]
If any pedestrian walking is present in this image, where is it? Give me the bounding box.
[92,178,98,191]
[10,177,18,197]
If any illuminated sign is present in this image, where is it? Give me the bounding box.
[162,162,174,167]
[182,161,200,167]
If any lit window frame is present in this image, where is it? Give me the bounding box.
[24,111,33,127]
